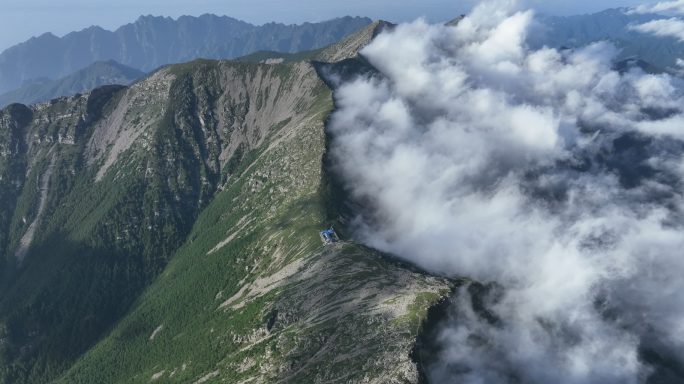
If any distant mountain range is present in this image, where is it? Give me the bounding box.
[0,48,334,108]
[543,8,684,69]
[0,60,144,109]
[2,8,684,110]
[543,8,665,46]
[0,15,372,94]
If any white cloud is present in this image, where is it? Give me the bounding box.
[629,17,684,40]
[326,0,684,382]
[629,0,684,14]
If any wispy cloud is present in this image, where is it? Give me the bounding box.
[326,0,684,381]
[629,17,684,40]
[629,0,684,14]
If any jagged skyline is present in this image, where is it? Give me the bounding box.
[0,0,647,53]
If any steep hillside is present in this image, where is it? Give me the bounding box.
[314,20,396,63]
[0,23,451,384]
[0,15,372,94]
[0,60,144,109]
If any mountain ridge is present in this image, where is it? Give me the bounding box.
[542,7,666,46]
[0,21,451,384]
[0,15,373,94]
[0,60,144,109]
[542,8,684,68]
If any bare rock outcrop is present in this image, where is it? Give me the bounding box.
[315,21,397,63]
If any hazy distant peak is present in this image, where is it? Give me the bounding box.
[20,76,52,87]
[84,25,106,32]
[0,59,144,109]
[33,32,58,40]
[0,15,372,94]
[137,14,169,21]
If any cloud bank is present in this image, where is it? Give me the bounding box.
[629,17,684,40]
[628,0,684,41]
[629,0,684,14]
[327,1,684,382]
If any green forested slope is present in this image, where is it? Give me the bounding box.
[0,24,452,384]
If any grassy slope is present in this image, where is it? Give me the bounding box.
[0,76,211,383]
[57,70,333,382]
[0,28,452,383]
[57,59,452,383]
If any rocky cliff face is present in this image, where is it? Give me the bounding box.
[0,25,451,384]
[314,20,396,64]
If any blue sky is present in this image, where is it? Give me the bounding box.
[0,0,647,52]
